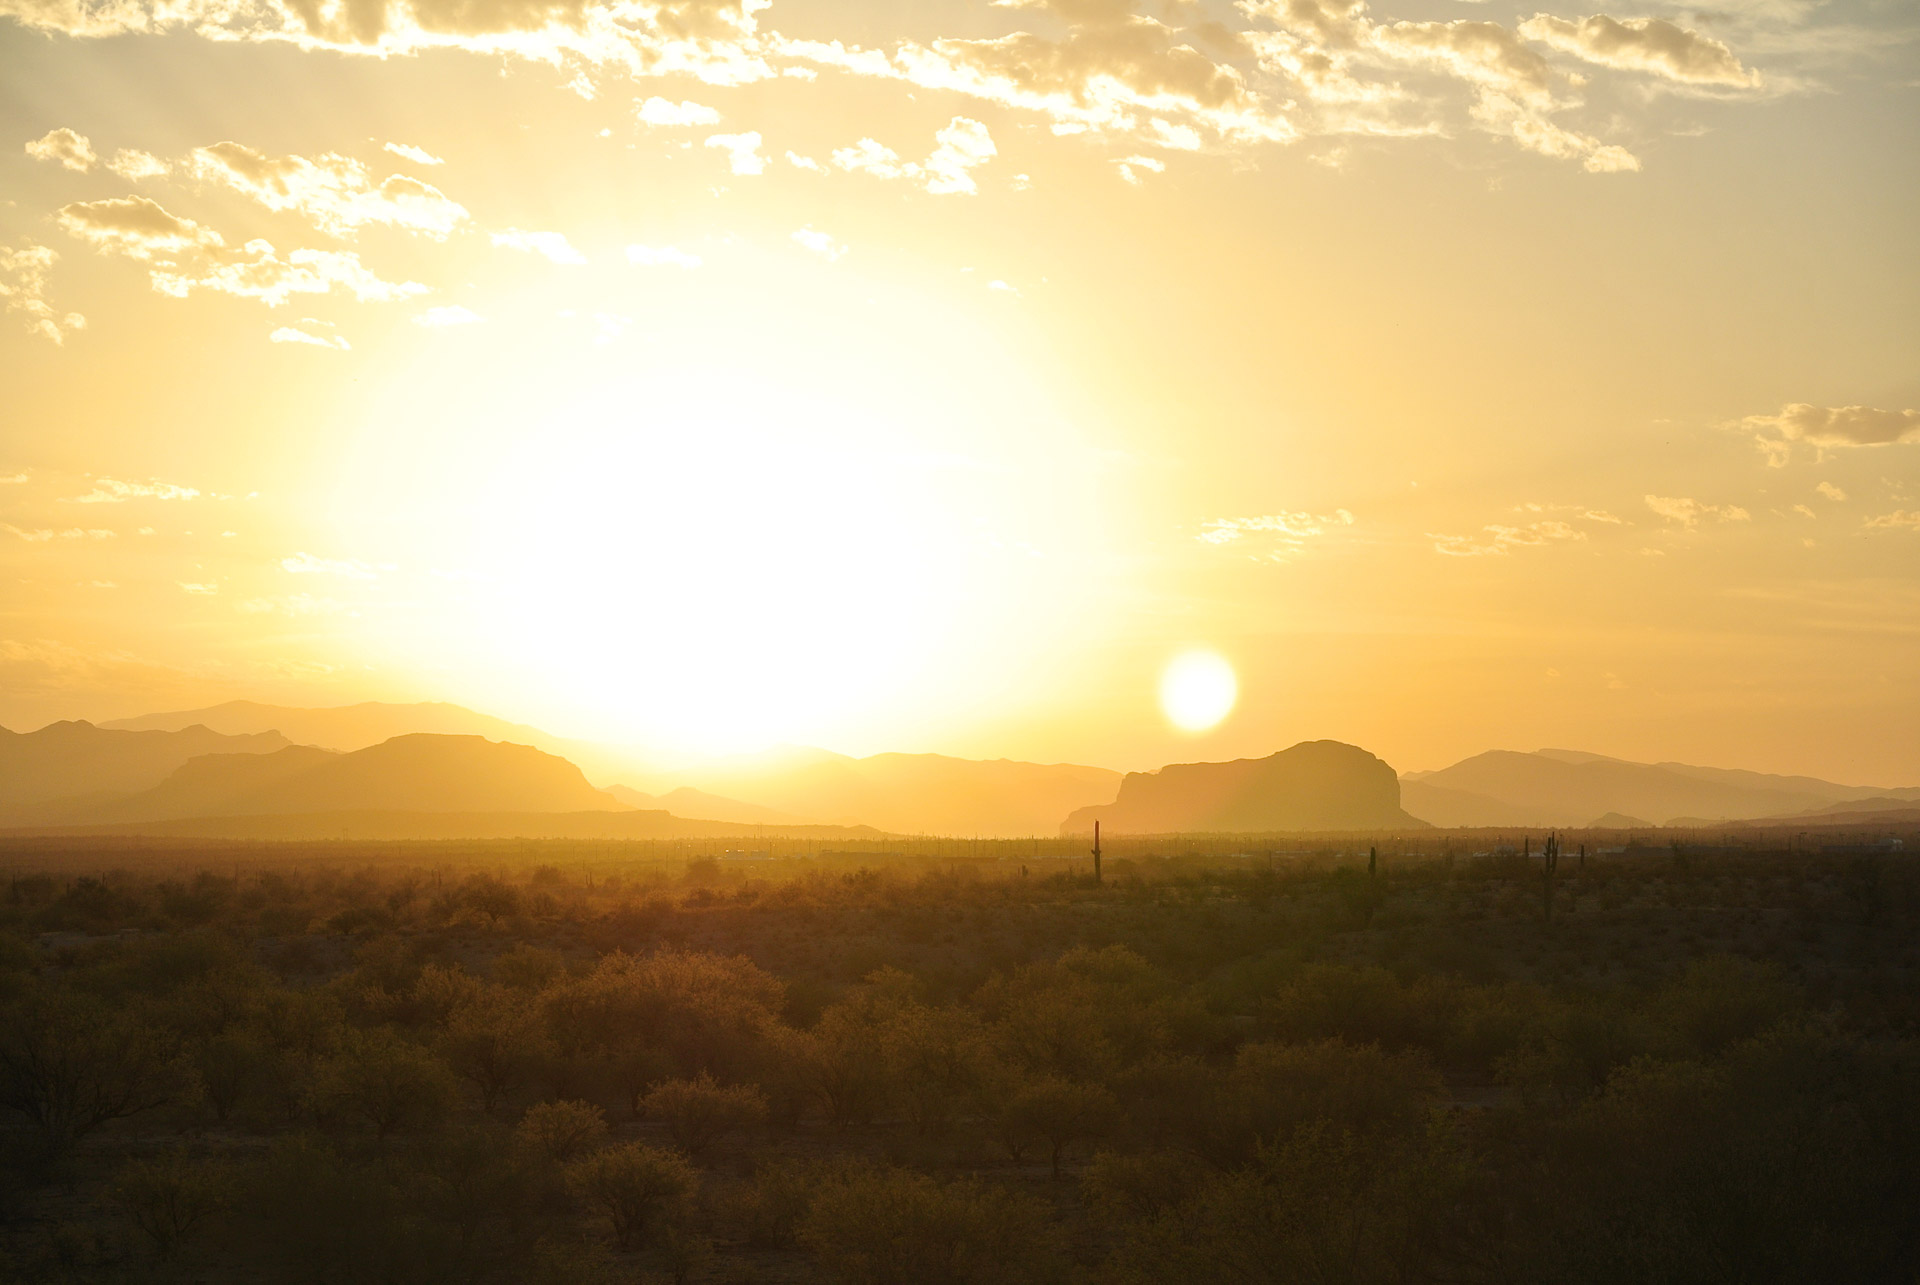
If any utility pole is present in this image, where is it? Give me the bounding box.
[1091,820,1102,885]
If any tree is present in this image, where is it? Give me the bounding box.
[308,1028,458,1137]
[642,1073,768,1153]
[515,1099,608,1164]
[0,989,188,1154]
[111,1150,229,1260]
[800,1165,1059,1285]
[996,1076,1119,1177]
[565,1142,698,1252]
[439,985,547,1113]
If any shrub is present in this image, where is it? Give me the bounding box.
[565,1141,697,1251]
[515,1099,608,1164]
[642,1073,768,1153]
[111,1150,229,1260]
[800,1165,1059,1285]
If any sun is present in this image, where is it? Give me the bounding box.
[1160,650,1237,733]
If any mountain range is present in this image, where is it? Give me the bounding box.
[1065,741,1422,835]
[1402,749,1920,829]
[6,700,1916,838]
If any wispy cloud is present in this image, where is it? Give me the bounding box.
[25,127,95,171]
[69,477,201,503]
[491,228,587,264]
[1645,494,1752,526]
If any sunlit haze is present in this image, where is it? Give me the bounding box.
[1,0,1916,782]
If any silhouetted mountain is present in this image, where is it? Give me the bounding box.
[99,700,647,783]
[1062,740,1422,835]
[1588,811,1654,829]
[0,720,291,811]
[1398,780,1554,829]
[20,734,624,825]
[604,785,805,827]
[4,810,888,842]
[658,751,1123,838]
[1403,749,1920,828]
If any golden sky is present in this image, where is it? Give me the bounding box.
[1,0,1916,781]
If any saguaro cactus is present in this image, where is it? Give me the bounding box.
[1091,820,1102,885]
[1542,832,1559,924]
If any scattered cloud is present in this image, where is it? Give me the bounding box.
[69,477,201,503]
[1815,481,1847,501]
[1645,494,1751,526]
[59,196,425,306]
[1518,15,1761,88]
[283,551,383,578]
[107,148,168,179]
[3,524,55,541]
[178,581,219,594]
[1864,510,1920,531]
[1115,155,1166,185]
[270,325,351,349]
[1200,509,1355,560]
[638,97,721,126]
[25,127,95,171]
[383,141,443,165]
[189,141,470,240]
[1736,402,1920,464]
[829,117,996,195]
[626,244,702,268]
[792,225,846,261]
[705,131,766,174]
[237,593,347,615]
[491,228,587,263]
[1430,519,1587,556]
[0,243,86,344]
[415,304,483,325]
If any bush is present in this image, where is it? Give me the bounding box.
[308,1028,459,1137]
[565,1141,697,1251]
[642,1073,768,1153]
[111,1150,229,1260]
[515,1099,608,1163]
[800,1165,1059,1285]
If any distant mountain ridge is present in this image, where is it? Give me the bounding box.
[1401,749,1920,828]
[9,734,625,827]
[0,721,291,812]
[1063,740,1423,835]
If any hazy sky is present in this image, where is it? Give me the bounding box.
[1,0,1915,781]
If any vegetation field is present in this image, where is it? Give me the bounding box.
[3,829,1917,1283]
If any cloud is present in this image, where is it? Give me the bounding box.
[1864,510,1920,531]
[415,303,484,325]
[1815,481,1846,501]
[638,96,721,125]
[1429,518,1587,556]
[178,582,219,594]
[271,325,351,349]
[828,117,996,194]
[69,477,201,502]
[705,131,766,174]
[237,593,347,615]
[383,141,444,164]
[1519,15,1761,88]
[1645,494,1751,526]
[0,0,778,88]
[1114,154,1165,184]
[626,244,702,267]
[283,551,382,578]
[25,126,95,171]
[60,528,115,538]
[0,473,26,484]
[3,524,54,541]
[1736,402,1920,464]
[189,141,469,239]
[1199,508,1355,560]
[58,196,224,261]
[107,148,168,179]
[0,243,86,344]
[63,203,421,311]
[791,225,846,261]
[491,228,587,263]
[153,242,429,306]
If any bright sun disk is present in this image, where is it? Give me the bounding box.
[1160,649,1237,732]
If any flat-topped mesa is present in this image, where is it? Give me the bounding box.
[1062,739,1425,835]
